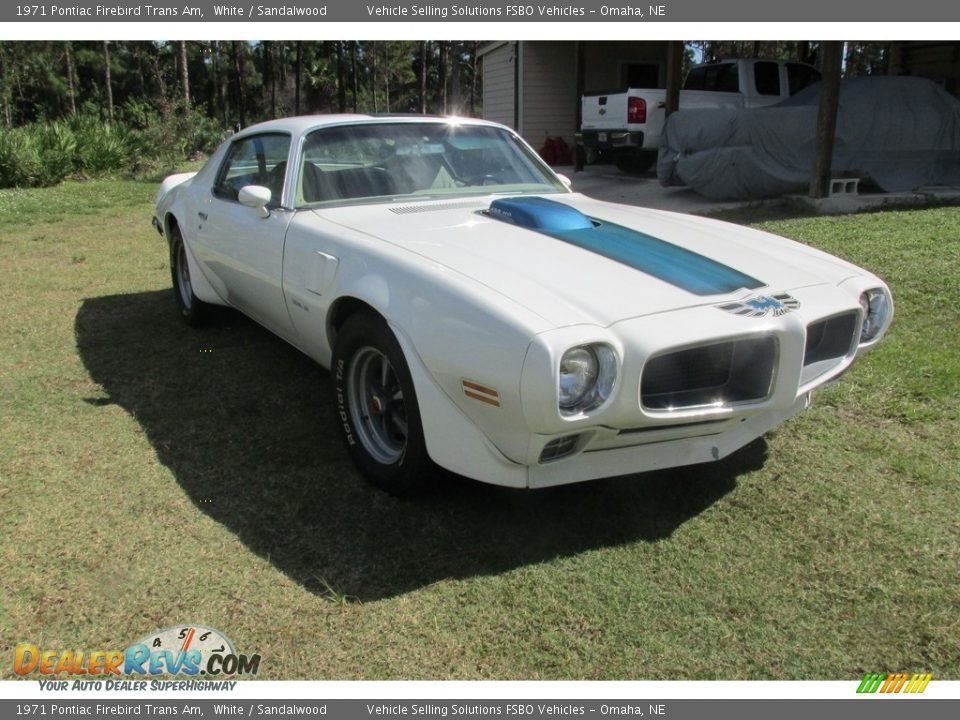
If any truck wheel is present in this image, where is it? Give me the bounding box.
[332,313,432,495]
[614,151,656,174]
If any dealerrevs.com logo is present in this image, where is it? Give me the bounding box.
[14,625,261,679]
[857,672,933,694]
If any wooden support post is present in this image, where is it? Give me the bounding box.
[575,41,585,171]
[665,41,683,117]
[809,41,843,198]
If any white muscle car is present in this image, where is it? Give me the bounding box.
[153,115,893,494]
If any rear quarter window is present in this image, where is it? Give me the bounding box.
[754,61,782,96]
[786,63,822,95]
[683,63,739,93]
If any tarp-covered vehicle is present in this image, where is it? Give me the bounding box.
[658,76,960,200]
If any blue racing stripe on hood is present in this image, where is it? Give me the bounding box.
[489,197,763,296]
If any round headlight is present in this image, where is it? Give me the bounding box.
[559,346,599,409]
[859,288,890,343]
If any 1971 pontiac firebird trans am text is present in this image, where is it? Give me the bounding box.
[153,115,892,494]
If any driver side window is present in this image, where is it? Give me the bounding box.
[213,133,291,204]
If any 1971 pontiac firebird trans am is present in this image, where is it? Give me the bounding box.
[153,115,892,494]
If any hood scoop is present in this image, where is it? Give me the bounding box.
[489,196,594,231]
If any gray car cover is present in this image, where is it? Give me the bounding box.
[657,76,960,200]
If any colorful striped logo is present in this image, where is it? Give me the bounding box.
[857,672,932,694]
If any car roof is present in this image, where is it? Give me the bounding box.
[234,114,507,141]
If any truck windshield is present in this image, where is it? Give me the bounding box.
[297,122,566,206]
[683,63,740,93]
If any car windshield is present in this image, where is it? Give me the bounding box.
[297,121,565,206]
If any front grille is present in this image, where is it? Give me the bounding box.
[641,336,777,411]
[801,311,858,385]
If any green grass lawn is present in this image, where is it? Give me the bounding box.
[1,179,958,680]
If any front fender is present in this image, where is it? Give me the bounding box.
[389,324,529,488]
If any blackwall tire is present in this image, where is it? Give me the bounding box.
[170,225,209,327]
[332,313,432,495]
[614,150,656,174]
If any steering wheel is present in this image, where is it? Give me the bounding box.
[463,173,504,186]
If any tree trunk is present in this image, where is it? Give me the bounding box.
[0,47,10,128]
[134,42,146,98]
[665,41,683,117]
[372,43,379,113]
[438,41,448,113]
[178,41,191,112]
[295,41,302,115]
[232,41,246,128]
[148,48,166,99]
[336,41,346,113]
[213,41,229,124]
[266,42,277,117]
[450,42,461,115]
[102,41,114,123]
[64,42,77,117]
[419,41,427,114]
[351,42,359,113]
[384,43,391,112]
[470,41,478,116]
[809,41,843,198]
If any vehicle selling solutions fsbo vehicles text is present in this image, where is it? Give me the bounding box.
[364,5,591,18]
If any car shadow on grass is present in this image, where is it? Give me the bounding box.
[76,290,768,601]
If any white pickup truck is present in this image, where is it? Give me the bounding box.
[578,58,821,172]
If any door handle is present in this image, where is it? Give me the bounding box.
[198,212,208,221]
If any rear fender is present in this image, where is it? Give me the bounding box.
[164,211,226,307]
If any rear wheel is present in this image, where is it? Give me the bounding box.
[332,313,432,495]
[614,150,656,174]
[170,225,209,326]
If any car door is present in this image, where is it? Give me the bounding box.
[193,132,296,337]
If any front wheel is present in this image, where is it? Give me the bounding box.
[170,225,210,326]
[332,313,432,495]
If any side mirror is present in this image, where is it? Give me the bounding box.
[555,173,573,189]
[238,185,272,218]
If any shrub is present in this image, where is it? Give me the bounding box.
[71,114,136,175]
[35,122,79,185]
[0,129,43,187]
[0,110,229,188]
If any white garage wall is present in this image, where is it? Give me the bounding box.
[521,41,578,150]
[481,43,515,129]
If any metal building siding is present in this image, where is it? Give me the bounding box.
[482,44,516,129]
[520,42,578,148]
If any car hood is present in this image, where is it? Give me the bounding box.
[313,193,862,328]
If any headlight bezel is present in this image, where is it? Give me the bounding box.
[859,287,891,345]
[558,343,618,416]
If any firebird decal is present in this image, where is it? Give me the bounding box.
[717,293,800,318]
